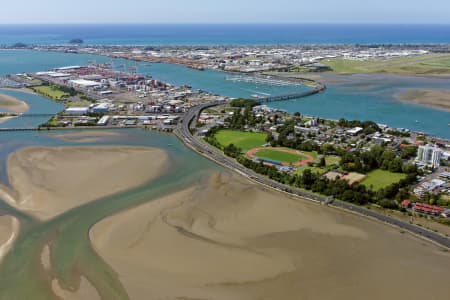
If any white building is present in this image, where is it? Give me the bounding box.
[97,116,110,126]
[346,127,363,136]
[69,79,102,88]
[92,103,110,114]
[416,144,443,167]
[65,107,89,116]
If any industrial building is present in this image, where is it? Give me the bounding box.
[65,107,90,115]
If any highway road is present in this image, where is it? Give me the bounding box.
[175,102,450,249]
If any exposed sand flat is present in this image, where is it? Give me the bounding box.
[396,89,450,111]
[40,243,101,300]
[3,146,168,220]
[40,244,51,271]
[52,277,101,300]
[50,131,123,143]
[0,94,29,113]
[0,116,15,125]
[91,172,450,300]
[0,215,19,263]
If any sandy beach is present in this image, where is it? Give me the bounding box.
[0,93,29,113]
[396,89,450,111]
[91,171,450,300]
[0,215,19,263]
[1,146,169,220]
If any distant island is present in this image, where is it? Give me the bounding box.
[12,43,27,48]
[69,38,84,44]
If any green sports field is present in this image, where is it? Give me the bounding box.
[253,149,307,164]
[361,169,407,191]
[32,85,69,100]
[215,130,267,152]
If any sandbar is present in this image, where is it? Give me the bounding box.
[50,131,123,143]
[91,172,450,300]
[0,93,29,113]
[0,215,20,263]
[39,242,101,299]
[0,116,15,125]
[52,278,100,300]
[396,89,450,111]
[2,146,169,220]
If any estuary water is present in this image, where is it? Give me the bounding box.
[0,129,220,299]
[0,89,64,128]
[141,63,450,139]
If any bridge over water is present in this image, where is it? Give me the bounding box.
[251,82,326,103]
[256,86,325,103]
[0,113,55,131]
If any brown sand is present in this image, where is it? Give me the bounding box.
[0,94,29,113]
[40,244,51,271]
[396,89,450,111]
[1,146,168,220]
[52,278,101,300]
[39,243,101,299]
[50,131,123,143]
[91,172,450,300]
[0,215,19,263]
[0,116,15,125]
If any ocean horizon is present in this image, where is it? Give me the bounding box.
[0,24,450,46]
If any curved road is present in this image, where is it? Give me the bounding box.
[175,102,450,249]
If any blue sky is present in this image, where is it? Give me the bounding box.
[2,0,449,24]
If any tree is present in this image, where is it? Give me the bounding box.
[230,98,260,108]
[301,169,314,189]
[224,144,241,158]
[389,157,403,173]
[319,156,326,167]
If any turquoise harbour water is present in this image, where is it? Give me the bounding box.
[0,89,64,128]
[0,50,449,139]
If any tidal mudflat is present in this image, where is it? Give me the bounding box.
[91,172,450,300]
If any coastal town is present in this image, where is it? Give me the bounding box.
[1,63,226,130]
[197,101,450,221]
[2,43,449,73]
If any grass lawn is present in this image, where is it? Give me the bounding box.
[254,149,307,164]
[361,169,407,191]
[295,166,326,175]
[322,53,450,75]
[203,108,221,114]
[325,156,341,166]
[32,85,68,100]
[304,151,318,160]
[215,130,267,152]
